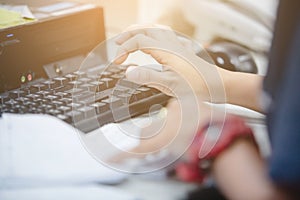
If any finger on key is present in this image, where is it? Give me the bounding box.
[114,34,157,64]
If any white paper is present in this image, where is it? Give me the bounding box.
[0,114,127,187]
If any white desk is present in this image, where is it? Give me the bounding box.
[117,176,197,200]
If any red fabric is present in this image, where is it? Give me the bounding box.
[175,115,255,183]
[176,162,205,183]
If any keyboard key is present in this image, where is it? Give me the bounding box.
[117,78,139,88]
[99,78,116,89]
[137,87,152,95]
[117,93,132,104]
[68,102,82,109]
[0,94,9,104]
[53,85,73,93]
[78,106,95,119]
[79,83,96,92]
[111,74,124,79]
[26,94,41,100]
[45,95,59,101]
[90,81,105,92]
[57,114,72,123]
[130,90,143,101]
[36,90,50,97]
[26,102,38,108]
[87,74,99,80]
[15,97,30,102]
[73,71,86,77]
[80,89,112,105]
[44,80,60,89]
[58,106,71,113]
[35,108,44,114]
[35,98,50,106]
[55,92,70,98]
[108,68,122,74]
[51,100,64,108]
[32,102,39,107]
[77,77,92,83]
[60,98,72,104]
[16,106,28,114]
[39,104,54,110]
[112,86,130,96]
[9,90,25,98]
[90,102,109,114]
[72,91,94,102]
[66,110,84,122]
[20,87,31,95]
[65,88,83,95]
[5,99,18,106]
[7,109,18,113]
[53,77,68,85]
[47,109,62,116]
[102,96,123,107]
[98,71,112,78]
[28,107,38,113]
[30,84,47,93]
[0,104,8,112]
[68,81,82,88]
[65,74,77,81]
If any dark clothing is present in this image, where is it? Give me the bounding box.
[264,0,300,190]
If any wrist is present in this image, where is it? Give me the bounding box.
[221,69,237,105]
[175,115,257,183]
[222,70,263,111]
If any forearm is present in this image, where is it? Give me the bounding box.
[222,69,264,112]
[211,139,288,200]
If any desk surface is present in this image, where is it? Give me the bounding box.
[117,176,197,200]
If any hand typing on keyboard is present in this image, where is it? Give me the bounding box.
[115,24,227,103]
[97,24,228,171]
[0,24,226,173]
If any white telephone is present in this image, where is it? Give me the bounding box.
[182,0,279,52]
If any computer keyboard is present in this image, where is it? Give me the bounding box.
[0,64,170,133]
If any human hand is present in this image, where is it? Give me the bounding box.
[114,24,227,103]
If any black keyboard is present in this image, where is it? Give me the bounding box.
[0,64,170,133]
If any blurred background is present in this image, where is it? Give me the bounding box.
[71,0,278,74]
